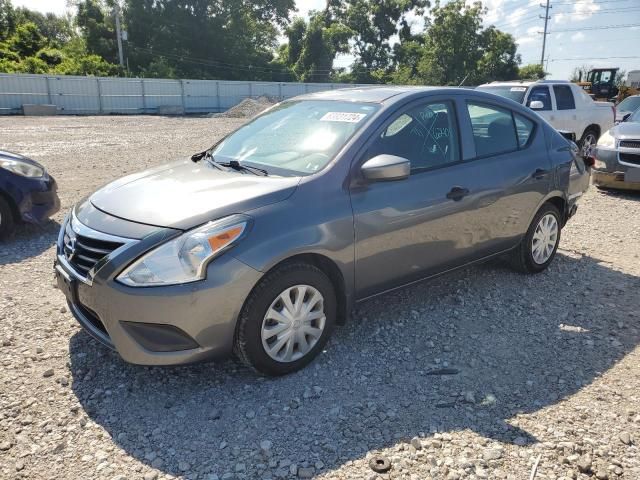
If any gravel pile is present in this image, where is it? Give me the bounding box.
[213,96,277,118]
[0,115,639,480]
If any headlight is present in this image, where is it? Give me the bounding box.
[0,158,45,177]
[597,130,615,148]
[117,215,250,287]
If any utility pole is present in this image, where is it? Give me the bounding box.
[540,0,551,68]
[114,5,124,68]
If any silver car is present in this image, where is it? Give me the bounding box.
[54,87,590,375]
[593,106,640,191]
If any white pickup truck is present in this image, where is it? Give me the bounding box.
[477,80,615,154]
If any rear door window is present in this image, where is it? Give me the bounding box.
[467,102,518,156]
[553,85,576,110]
[526,86,552,110]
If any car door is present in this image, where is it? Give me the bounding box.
[463,100,552,258]
[525,85,556,126]
[350,98,485,299]
[552,84,578,134]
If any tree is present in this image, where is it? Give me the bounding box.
[328,0,428,76]
[0,0,16,42]
[569,64,593,83]
[477,27,520,84]
[390,0,520,86]
[75,0,118,64]
[281,11,351,82]
[9,22,45,57]
[518,63,546,80]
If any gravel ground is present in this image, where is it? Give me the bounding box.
[1,116,639,480]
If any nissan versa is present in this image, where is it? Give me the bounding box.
[54,87,590,375]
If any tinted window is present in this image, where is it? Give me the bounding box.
[554,85,575,110]
[617,96,640,112]
[467,102,518,156]
[514,114,535,147]
[367,101,459,171]
[526,86,552,110]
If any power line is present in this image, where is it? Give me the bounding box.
[549,55,640,61]
[551,23,640,32]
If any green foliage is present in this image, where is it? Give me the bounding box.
[0,0,526,85]
[519,63,547,80]
[329,0,428,75]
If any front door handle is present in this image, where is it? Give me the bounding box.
[446,186,470,201]
[532,168,550,179]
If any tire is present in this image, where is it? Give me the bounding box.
[233,262,336,376]
[579,127,599,157]
[0,195,15,241]
[510,203,562,274]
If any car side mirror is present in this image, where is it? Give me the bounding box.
[622,113,631,122]
[529,100,544,110]
[361,154,410,182]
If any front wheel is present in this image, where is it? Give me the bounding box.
[233,262,336,376]
[579,128,598,157]
[0,196,15,241]
[510,203,562,274]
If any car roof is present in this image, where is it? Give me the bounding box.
[478,79,571,88]
[296,86,444,103]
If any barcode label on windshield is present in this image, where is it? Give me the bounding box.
[320,112,367,123]
[510,87,527,92]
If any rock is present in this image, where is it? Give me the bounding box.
[619,432,632,445]
[178,461,190,472]
[15,460,24,471]
[297,466,314,478]
[260,440,272,453]
[514,437,527,446]
[595,470,608,480]
[463,391,476,404]
[410,436,422,450]
[0,441,12,451]
[235,463,245,472]
[483,448,503,460]
[577,455,592,473]
[143,472,158,480]
[43,368,54,377]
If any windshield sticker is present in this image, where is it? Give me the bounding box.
[320,112,367,123]
[510,87,527,92]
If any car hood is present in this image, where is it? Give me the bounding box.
[89,159,301,230]
[609,122,640,140]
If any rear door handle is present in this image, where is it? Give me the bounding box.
[446,186,470,201]
[532,168,550,179]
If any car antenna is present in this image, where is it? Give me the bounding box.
[458,74,469,87]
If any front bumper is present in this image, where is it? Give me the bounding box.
[592,146,640,190]
[1,172,60,223]
[54,215,262,365]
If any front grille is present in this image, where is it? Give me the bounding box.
[63,221,123,276]
[619,152,640,166]
[619,140,640,149]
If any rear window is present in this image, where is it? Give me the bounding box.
[476,85,527,103]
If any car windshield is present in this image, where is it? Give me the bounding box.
[618,96,640,113]
[630,107,640,123]
[211,100,379,175]
[476,85,528,103]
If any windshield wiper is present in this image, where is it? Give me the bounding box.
[192,150,268,176]
[215,159,268,176]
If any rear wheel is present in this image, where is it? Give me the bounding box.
[234,262,336,376]
[510,203,562,274]
[0,196,15,240]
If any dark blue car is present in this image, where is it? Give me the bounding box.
[0,150,60,239]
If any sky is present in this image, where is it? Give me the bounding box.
[12,0,640,80]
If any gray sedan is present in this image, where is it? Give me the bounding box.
[593,107,640,190]
[54,87,590,375]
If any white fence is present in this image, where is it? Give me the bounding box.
[0,74,371,115]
